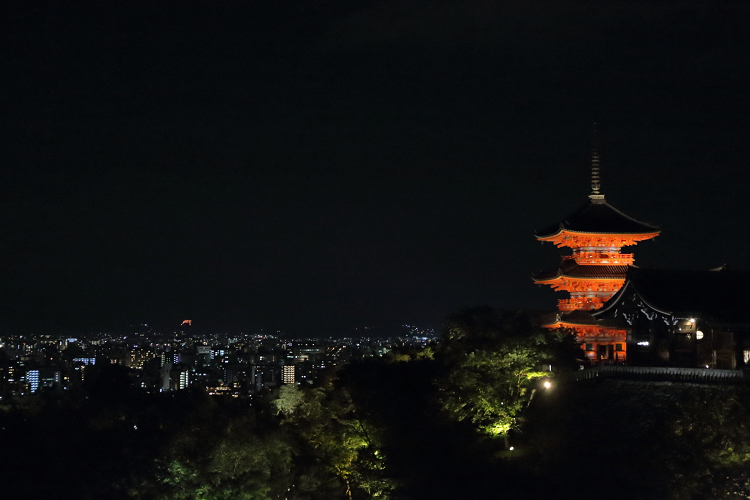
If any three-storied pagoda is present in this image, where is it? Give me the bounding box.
[534,135,660,362]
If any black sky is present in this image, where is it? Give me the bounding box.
[1,0,749,335]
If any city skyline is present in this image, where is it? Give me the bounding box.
[2,1,748,335]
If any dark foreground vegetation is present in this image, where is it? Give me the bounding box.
[3,308,750,500]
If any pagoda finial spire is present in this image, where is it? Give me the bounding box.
[589,122,604,200]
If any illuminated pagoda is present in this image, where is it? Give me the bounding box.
[534,133,660,363]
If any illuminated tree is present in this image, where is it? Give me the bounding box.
[436,307,579,438]
[154,422,292,500]
[282,380,393,499]
[129,390,293,500]
[273,384,304,415]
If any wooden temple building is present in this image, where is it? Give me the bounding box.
[591,267,750,368]
[535,136,750,369]
[533,138,660,363]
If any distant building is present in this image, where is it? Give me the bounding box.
[20,368,60,393]
[39,369,61,390]
[129,348,155,370]
[160,362,172,391]
[178,370,190,390]
[252,364,280,391]
[196,345,211,365]
[224,367,239,385]
[291,342,324,362]
[282,365,295,385]
[26,369,39,393]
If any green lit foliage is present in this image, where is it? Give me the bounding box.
[129,390,293,500]
[415,346,435,360]
[281,380,394,499]
[441,345,546,436]
[153,421,291,500]
[381,351,411,363]
[273,383,305,415]
[1,374,396,500]
[436,307,579,438]
[382,346,434,364]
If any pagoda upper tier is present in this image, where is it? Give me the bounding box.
[534,195,660,313]
[535,196,660,249]
[533,259,629,311]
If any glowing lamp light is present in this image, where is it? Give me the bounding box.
[543,381,551,389]
[637,341,649,346]
[696,330,704,340]
[509,447,514,451]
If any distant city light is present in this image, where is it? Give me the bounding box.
[637,341,649,346]
[0,324,436,397]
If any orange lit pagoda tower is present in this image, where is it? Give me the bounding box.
[534,133,660,362]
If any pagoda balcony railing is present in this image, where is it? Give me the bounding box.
[558,298,606,311]
[562,253,634,265]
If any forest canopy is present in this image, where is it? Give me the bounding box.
[3,308,750,500]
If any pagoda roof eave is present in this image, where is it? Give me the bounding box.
[536,229,661,241]
[539,310,598,327]
[535,198,661,239]
[533,276,626,285]
[533,262,629,281]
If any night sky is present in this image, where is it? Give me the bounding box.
[2,0,748,335]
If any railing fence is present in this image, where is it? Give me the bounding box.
[571,365,745,384]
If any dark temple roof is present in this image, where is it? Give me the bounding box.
[594,267,750,321]
[533,259,628,281]
[536,197,661,238]
[538,310,598,327]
